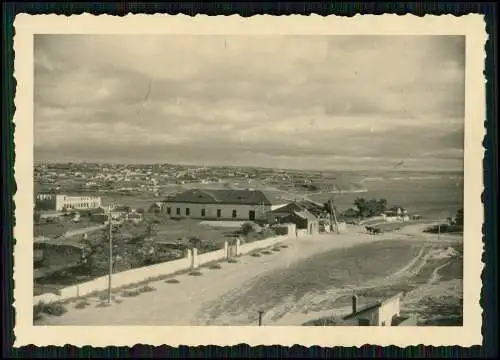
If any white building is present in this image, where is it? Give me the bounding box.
[162,189,288,221]
[342,292,403,326]
[36,193,102,211]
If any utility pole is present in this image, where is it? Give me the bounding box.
[107,212,113,303]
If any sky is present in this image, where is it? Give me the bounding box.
[34,35,465,171]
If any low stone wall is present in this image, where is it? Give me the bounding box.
[33,235,290,305]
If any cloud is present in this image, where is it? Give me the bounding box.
[34,34,465,170]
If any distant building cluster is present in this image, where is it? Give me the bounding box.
[36,193,102,211]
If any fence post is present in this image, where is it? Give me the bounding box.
[187,249,193,269]
[193,248,199,269]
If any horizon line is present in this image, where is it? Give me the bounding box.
[33,160,464,174]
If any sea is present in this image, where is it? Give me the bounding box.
[306,170,464,220]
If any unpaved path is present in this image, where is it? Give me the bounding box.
[39,222,457,326]
[198,224,462,326]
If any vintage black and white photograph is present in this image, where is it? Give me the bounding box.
[13,14,485,347]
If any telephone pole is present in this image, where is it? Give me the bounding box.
[107,212,113,303]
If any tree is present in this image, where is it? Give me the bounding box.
[353,197,367,217]
[240,222,256,237]
[342,208,359,218]
[376,198,388,214]
[353,197,388,218]
[365,199,380,217]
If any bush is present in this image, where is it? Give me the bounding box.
[165,278,180,284]
[121,289,141,297]
[74,300,90,309]
[98,293,115,302]
[251,253,261,257]
[240,222,257,236]
[189,270,203,276]
[138,285,156,293]
[279,244,289,248]
[208,264,222,270]
[34,301,67,319]
[261,250,272,255]
[272,247,281,252]
[227,258,238,263]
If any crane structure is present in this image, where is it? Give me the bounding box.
[328,197,341,235]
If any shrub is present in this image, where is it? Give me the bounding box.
[240,222,256,236]
[114,298,123,304]
[272,247,281,252]
[74,300,90,309]
[33,303,44,321]
[189,270,203,276]
[261,250,272,255]
[121,289,141,297]
[209,264,222,270]
[138,285,156,293]
[165,278,180,284]
[99,293,115,302]
[227,258,238,263]
[280,244,289,248]
[34,301,67,318]
[251,253,261,257]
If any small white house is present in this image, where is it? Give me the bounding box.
[382,206,409,222]
[342,293,403,326]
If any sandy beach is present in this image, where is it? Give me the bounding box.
[38,222,461,326]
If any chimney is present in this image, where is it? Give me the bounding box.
[352,294,358,314]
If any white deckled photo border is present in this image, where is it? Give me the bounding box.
[13,14,486,347]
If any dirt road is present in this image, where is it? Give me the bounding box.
[39,223,458,326]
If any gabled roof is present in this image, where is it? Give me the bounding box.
[271,201,323,219]
[343,292,404,320]
[271,202,305,214]
[272,200,324,213]
[164,189,283,205]
[292,210,318,222]
[342,302,383,320]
